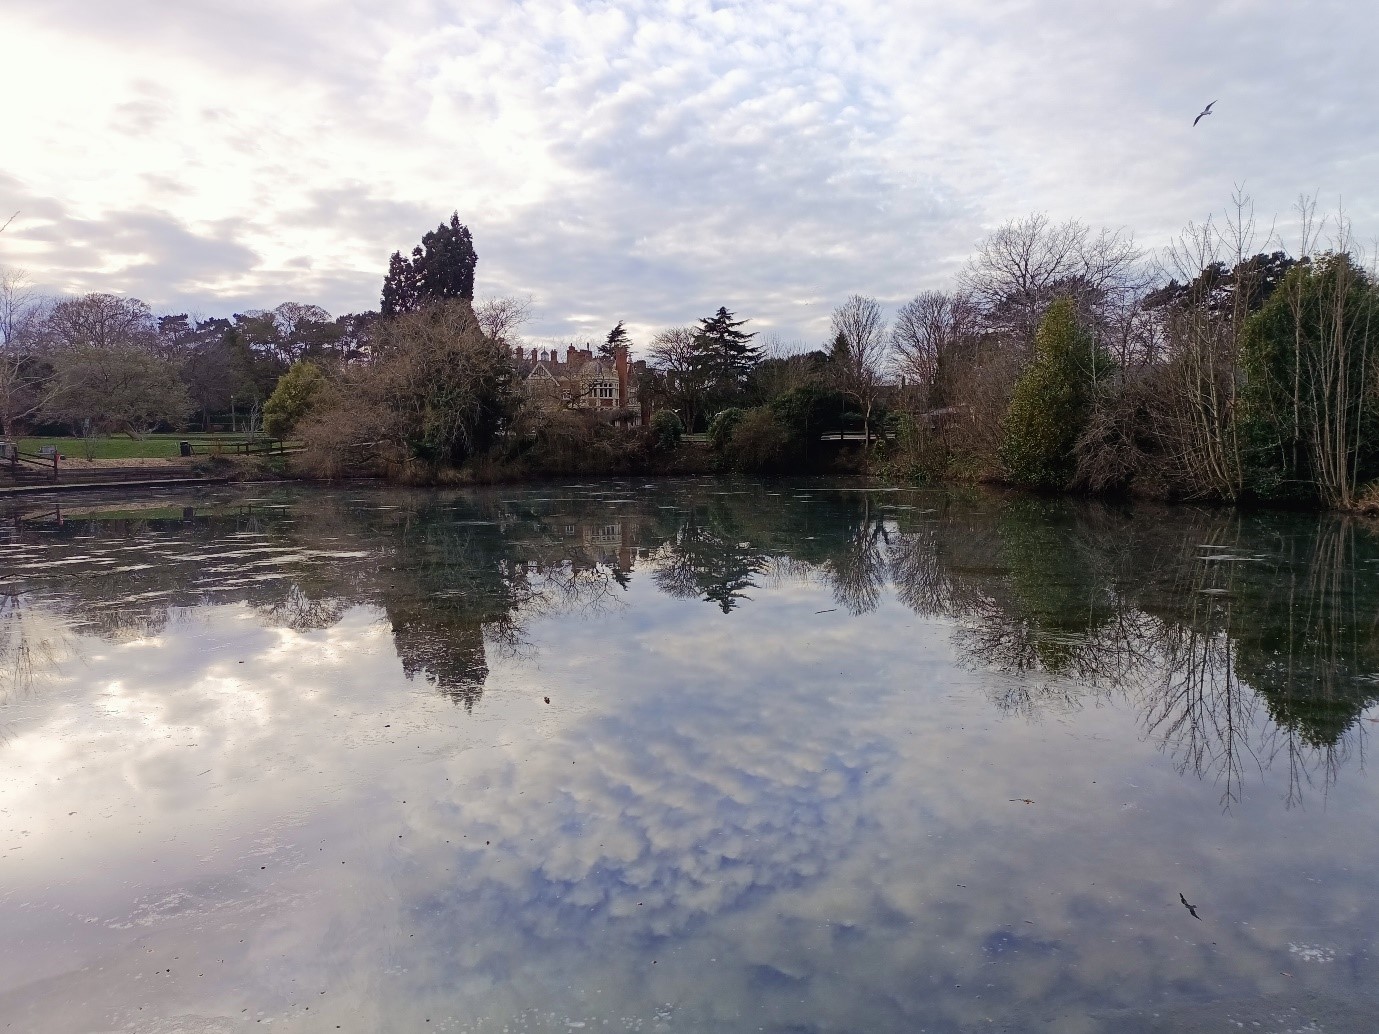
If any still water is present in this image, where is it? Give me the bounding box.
[2,480,1379,1033]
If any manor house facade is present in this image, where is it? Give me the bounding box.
[510,344,651,425]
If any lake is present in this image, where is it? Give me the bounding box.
[2,479,1379,1033]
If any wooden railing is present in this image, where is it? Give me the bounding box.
[1,444,58,482]
[189,437,301,456]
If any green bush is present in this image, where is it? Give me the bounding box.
[724,407,791,474]
[1000,298,1113,489]
[650,409,684,451]
[769,383,847,457]
[708,407,745,450]
[264,361,325,440]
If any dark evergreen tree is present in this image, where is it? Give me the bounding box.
[599,320,630,361]
[381,251,419,317]
[692,307,759,387]
[1144,251,1299,318]
[380,213,477,316]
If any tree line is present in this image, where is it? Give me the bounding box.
[653,190,1379,511]
[0,275,375,441]
[4,193,1377,508]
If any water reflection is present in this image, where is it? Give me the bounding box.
[6,483,1379,1031]
[4,484,1378,806]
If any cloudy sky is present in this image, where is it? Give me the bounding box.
[1,0,1376,346]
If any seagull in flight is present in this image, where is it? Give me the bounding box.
[1193,100,1216,127]
[1179,893,1203,920]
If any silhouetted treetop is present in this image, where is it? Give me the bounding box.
[381,213,478,316]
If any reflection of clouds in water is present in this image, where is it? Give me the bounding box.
[392,582,1379,1030]
[7,488,1379,1031]
[412,682,890,951]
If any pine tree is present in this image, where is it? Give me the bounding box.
[599,320,630,361]
[380,213,477,316]
[692,307,759,385]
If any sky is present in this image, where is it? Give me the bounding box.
[1,0,1377,349]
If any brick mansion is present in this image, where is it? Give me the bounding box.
[510,344,652,425]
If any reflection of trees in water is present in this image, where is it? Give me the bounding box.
[888,498,1379,806]
[0,594,77,747]
[2,494,634,714]
[636,486,1377,805]
[5,485,1377,802]
[819,496,888,615]
[255,584,350,632]
[0,595,67,702]
[649,505,769,613]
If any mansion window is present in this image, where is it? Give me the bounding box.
[594,383,615,400]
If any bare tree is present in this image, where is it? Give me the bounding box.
[475,295,533,346]
[44,293,159,352]
[829,294,889,444]
[890,290,979,390]
[301,300,519,477]
[960,214,1143,351]
[1148,188,1269,500]
[37,293,189,443]
[0,266,56,438]
[647,326,705,431]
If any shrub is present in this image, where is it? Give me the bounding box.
[708,407,745,450]
[1001,298,1113,489]
[650,409,684,451]
[264,360,325,440]
[300,301,521,477]
[725,407,791,474]
[769,382,847,461]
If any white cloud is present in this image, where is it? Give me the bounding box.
[0,0,1376,343]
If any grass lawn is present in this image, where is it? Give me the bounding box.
[15,433,263,460]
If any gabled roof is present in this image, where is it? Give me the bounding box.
[527,362,560,381]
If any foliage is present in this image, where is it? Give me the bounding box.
[301,301,518,476]
[599,320,630,361]
[769,382,846,453]
[381,213,478,316]
[692,307,760,398]
[1144,251,1298,318]
[44,345,190,438]
[485,407,665,479]
[650,408,684,451]
[264,360,326,439]
[1237,254,1379,507]
[1000,298,1113,489]
[707,407,745,450]
[720,407,791,474]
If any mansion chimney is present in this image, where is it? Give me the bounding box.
[615,345,630,406]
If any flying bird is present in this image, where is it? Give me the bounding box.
[1179,893,1203,920]
[1193,100,1216,127]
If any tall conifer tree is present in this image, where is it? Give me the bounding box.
[599,320,630,361]
[692,307,759,385]
[381,213,477,316]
